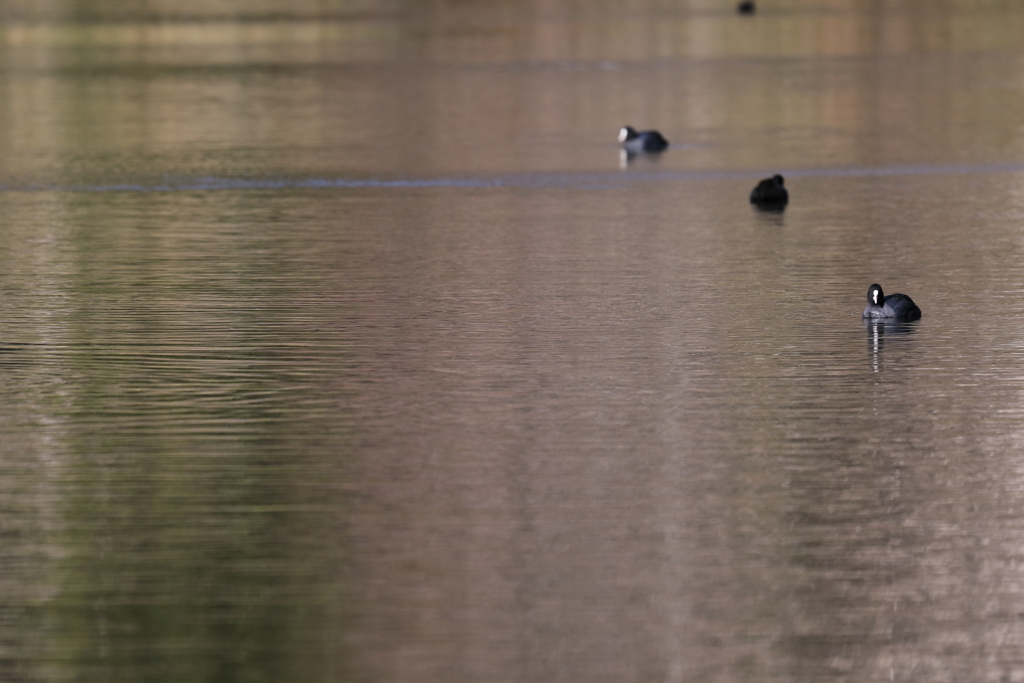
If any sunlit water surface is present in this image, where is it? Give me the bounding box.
[4,2,1024,682]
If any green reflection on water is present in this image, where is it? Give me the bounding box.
[0,188,359,682]
[43,457,352,683]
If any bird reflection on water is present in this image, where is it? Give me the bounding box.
[865,319,918,373]
[618,148,666,169]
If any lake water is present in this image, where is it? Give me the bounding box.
[4,1,1024,681]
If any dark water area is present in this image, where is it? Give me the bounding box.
[4,1,1024,682]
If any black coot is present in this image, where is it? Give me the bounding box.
[618,126,669,153]
[749,174,789,208]
[862,283,921,320]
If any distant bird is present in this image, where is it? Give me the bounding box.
[618,126,669,153]
[737,0,755,14]
[749,174,789,208]
[862,284,922,321]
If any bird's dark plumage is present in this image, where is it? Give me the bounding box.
[619,126,669,153]
[862,284,921,320]
[749,174,789,208]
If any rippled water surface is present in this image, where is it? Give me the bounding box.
[5,1,1024,682]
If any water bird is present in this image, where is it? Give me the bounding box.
[618,126,669,153]
[737,1,755,14]
[862,283,921,321]
[749,174,789,208]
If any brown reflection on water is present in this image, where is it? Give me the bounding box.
[333,169,1024,682]
[0,1,1015,181]
[329,169,1024,683]
[1,1,1024,683]
[0,1,1021,181]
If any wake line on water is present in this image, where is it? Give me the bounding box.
[5,161,1024,193]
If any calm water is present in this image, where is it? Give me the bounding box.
[4,1,1024,682]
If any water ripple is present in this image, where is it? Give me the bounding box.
[4,161,1024,193]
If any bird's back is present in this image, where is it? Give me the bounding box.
[883,293,921,319]
[864,292,921,320]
